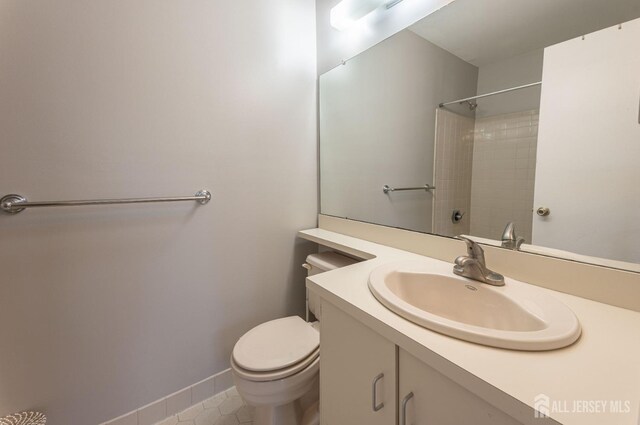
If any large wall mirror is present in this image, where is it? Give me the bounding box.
[320,0,640,272]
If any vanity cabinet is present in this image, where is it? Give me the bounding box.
[320,302,396,425]
[398,349,521,425]
[321,301,522,425]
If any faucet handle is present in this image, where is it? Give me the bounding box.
[455,236,485,262]
[501,222,525,250]
[502,222,517,241]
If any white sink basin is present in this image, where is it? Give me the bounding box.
[368,260,581,350]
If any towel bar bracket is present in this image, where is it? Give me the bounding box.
[0,194,27,214]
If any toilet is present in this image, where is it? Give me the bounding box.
[230,251,358,425]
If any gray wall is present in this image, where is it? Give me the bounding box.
[320,30,478,233]
[0,1,317,424]
[475,49,544,118]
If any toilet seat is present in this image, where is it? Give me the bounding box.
[231,347,318,382]
[232,316,320,382]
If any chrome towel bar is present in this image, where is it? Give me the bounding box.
[382,184,435,194]
[0,190,211,214]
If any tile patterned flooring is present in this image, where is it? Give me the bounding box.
[156,387,254,425]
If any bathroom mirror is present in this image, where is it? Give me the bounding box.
[319,0,640,272]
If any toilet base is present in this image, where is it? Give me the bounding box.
[254,400,302,425]
[301,401,319,425]
[254,400,319,425]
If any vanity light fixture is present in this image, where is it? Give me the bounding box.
[330,0,404,31]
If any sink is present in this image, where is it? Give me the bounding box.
[368,260,581,350]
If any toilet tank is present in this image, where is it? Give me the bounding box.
[304,251,358,275]
[303,252,358,320]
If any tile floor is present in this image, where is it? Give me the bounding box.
[156,387,254,425]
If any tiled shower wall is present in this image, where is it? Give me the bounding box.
[433,109,474,236]
[469,110,539,242]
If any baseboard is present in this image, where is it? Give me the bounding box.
[101,368,234,425]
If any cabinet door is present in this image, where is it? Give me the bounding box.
[320,302,396,425]
[399,349,522,425]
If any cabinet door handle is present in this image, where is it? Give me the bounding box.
[372,373,385,411]
[401,392,414,425]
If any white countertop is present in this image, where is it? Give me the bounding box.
[300,228,640,425]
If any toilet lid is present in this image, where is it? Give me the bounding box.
[233,316,319,372]
[231,347,319,382]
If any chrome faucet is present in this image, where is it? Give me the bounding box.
[501,222,525,250]
[453,236,505,286]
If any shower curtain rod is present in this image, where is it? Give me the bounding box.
[438,81,542,108]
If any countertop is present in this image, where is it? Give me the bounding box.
[299,228,640,425]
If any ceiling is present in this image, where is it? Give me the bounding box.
[409,0,640,66]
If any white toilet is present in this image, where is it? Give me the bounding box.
[230,252,357,425]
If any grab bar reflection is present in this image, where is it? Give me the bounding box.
[382,184,435,194]
[0,190,211,214]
